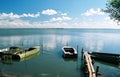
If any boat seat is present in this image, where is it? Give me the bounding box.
[27,48,36,51]
[64,48,74,53]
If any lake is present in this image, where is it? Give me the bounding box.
[0,28,120,77]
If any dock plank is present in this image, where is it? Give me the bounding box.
[84,52,96,77]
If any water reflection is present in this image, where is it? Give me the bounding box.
[83,33,104,52]
[42,35,57,50]
[0,70,32,77]
[85,40,104,52]
[0,52,40,65]
[42,35,71,52]
[95,59,120,68]
[60,35,71,45]
[62,58,77,62]
[0,29,120,77]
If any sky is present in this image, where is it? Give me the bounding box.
[0,0,119,28]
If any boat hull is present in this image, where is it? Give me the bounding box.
[91,52,120,65]
[0,46,21,57]
[62,46,77,58]
[12,46,40,60]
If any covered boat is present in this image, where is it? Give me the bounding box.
[12,46,40,60]
[62,46,77,58]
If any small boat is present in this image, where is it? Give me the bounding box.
[90,52,120,64]
[62,46,77,58]
[14,52,40,62]
[12,46,40,60]
[0,46,21,55]
[0,46,21,64]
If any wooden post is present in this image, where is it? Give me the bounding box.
[41,44,43,54]
[77,45,78,57]
[96,66,99,77]
[92,59,95,65]
[81,48,83,60]
[77,45,78,53]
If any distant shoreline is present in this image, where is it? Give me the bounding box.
[0,28,120,30]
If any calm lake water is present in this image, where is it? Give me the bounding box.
[0,28,120,77]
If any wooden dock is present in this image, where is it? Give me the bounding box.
[81,48,100,77]
[83,52,96,77]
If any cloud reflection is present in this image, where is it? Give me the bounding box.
[85,40,103,52]
[59,35,70,46]
[96,40,103,52]
[42,35,71,51]
[84,33,104,52]
[42,35,56,51]
[0,36,21,47]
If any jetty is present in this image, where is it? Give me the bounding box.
[81,49,100,77]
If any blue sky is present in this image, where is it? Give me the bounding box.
[0,0,119,28]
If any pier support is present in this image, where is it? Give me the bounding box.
[96,66,99,77]
[81,48,83,60]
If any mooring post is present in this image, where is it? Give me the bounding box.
[77,45,79,57]
[96,66,99,77]
[81,48,83,60]
[92,59,95,65]
[41,44,43,54]
[77,45,78,53]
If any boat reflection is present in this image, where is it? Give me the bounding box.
[0,52,40,64]
[0,57,13,65]
[62,57,77,62]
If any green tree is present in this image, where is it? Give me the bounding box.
[105,0,120,23]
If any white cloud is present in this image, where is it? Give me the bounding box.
[61,13,67,16]
[0,19,32,28]
[42,9,57,15]
[82,8,105,16]
[0,12,40,19]
[50,16,72,22]
[0,15,119,28]
[51,17,63,21]
[0,18,72,28]
[0,13,20,19]
[72,20,118,29]
[21,12,40,18]
[104,17,110,21]
[62,16,72,20]
[0,11,119,29]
